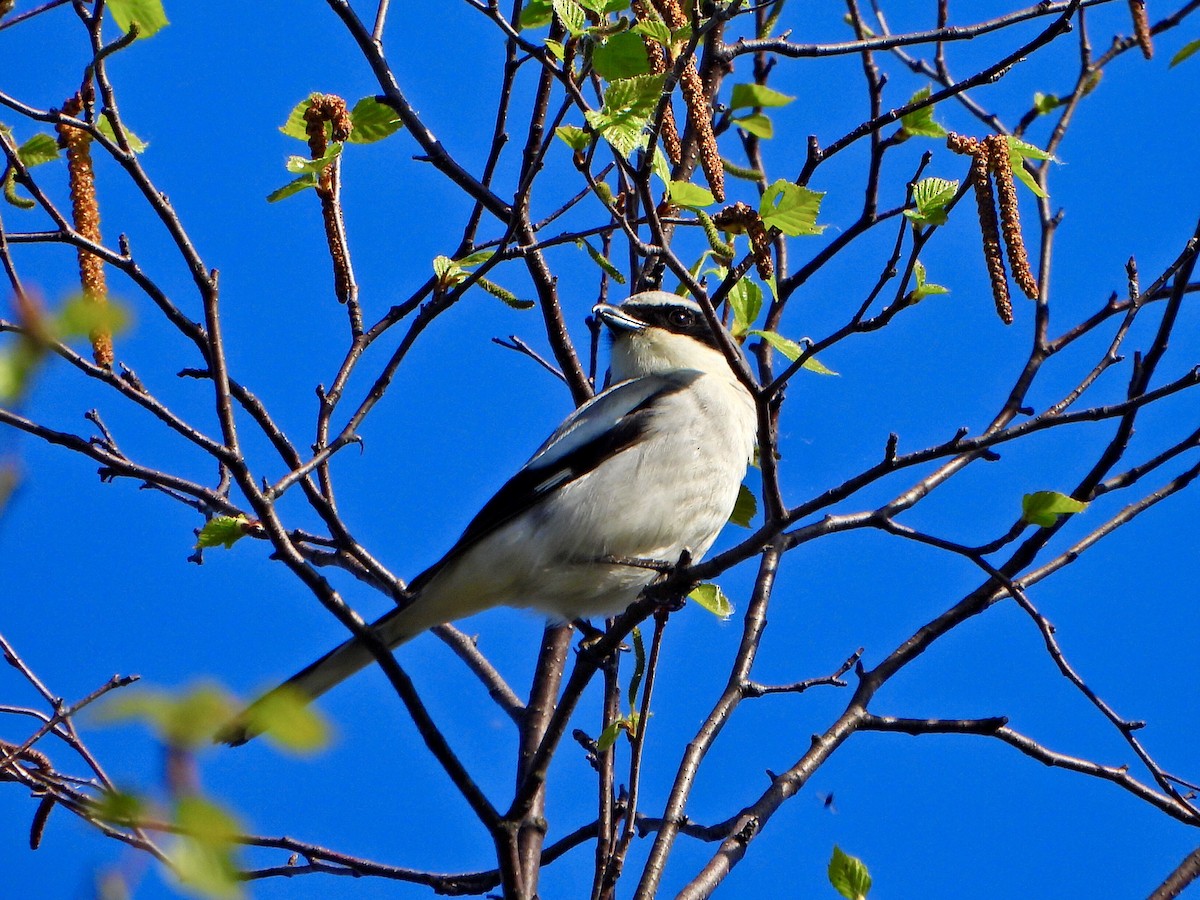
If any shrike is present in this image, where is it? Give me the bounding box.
[224,291,756,744]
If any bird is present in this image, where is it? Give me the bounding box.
[222,290,757,745]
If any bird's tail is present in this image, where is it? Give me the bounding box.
[218,597,437,747]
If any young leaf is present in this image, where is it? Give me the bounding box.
[56,294,131,338]
[520,0,555,28]
[96,117,149,153]
[728,278,762,339]
[172,796,243,899]
[266,173,317,203]
[1033,92,1062,115]
[1170,38,1200,67]
[552,0,587,36]
[17,133,60,167]
[828,846,872,900]
[235,685,330,753]
[730,83,795,110]
[584,73,666,158]
[100,684,239,748]
[748,329,838,375]
[456,249,496,268]
[577,239,627,284]
[904,176,958,227]
[596,718,627,752]
[593,31,651,80]
[1021,491,1087,527]
[733,113,773,139]
[909,260,950,301]
[689,583,733,619]
[668,180,716,209]
[759,180,825,236]
[347,97,402,144]
[1006,136,1055,199]
[900,85,946,138]
[196,515,252,550]
[280,96,316,140]
[106,0,169,38]
[631,20,672,47]
[555,125,590,152]
[729,482,757,528]
[285,144,342,175]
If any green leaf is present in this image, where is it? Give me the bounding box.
[56,294,131,338]
[91,790,147,825]
[585,73,666,158]
[96,117,149,153]
[236,685,330,753]
[631,20,672,47]
[544,38,566,61]
[17,133,60,167]
[729,482,757,528]
[689,583,733,619]
[828,845,872,900]
[106,0,168,38]
[100,684,239,748]
[900,85,946,139]
[1170,38,1200,67]
[733,112,773,139]
[555,125,590,152]
[266,173,317,203]
[593,31,651,79]
[909,260,949,302]
[759,180,825,236]
[1006,136,1054,199]
[1021,491,1087,528]
[347,97,402,144]
[596,718,626,751]
[728,278,762,339]
[668,179,715,209]
[1033,92,1062,115]
[280,96,316,141]
[553,0,587,35]
[285,144,341,175]
[748,329,838,375]
[479,278,535,310]
[577,239,627,284]
[196,515,252,550]
[904,176,958,227]
[172,797,243,899]
[730,83,795,110]
[520,0,555,28]
[0,342,42,399]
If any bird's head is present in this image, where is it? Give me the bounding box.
[593,291,741,383]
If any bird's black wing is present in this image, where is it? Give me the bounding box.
[408,372,696,593]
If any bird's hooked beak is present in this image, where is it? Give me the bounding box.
[593,303,645,333]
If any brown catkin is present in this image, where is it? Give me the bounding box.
[650,0,724,201]
[1129,0,1154,59]
[303,95,354,305]
[948,133,1012,325]
[714,201,772,281]
[986,134,1039,301]
[57,95,113,367]
[632,0,681,165]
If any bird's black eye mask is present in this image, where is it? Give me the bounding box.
[619,302,724,352]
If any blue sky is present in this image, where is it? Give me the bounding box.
[2,1,1199,897]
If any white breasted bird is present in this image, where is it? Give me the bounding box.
[222,291,757,745]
